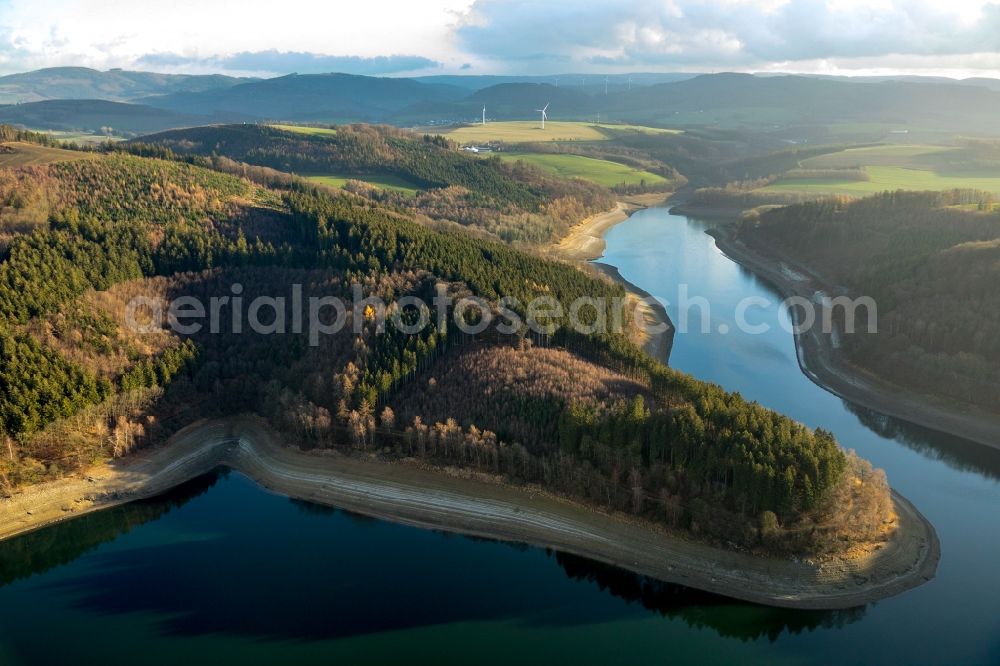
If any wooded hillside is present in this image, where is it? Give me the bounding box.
[742,190,1000,411]
[0,125,887,556]
[126,124,616,244]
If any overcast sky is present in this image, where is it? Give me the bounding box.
[1,0,999,78]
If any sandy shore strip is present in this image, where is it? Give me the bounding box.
[549,194,674,363]
[0,415,938,610]
[590,261,674,363]
[552,194,671,263]
[709,224,1000,451]
[552,201,636,262]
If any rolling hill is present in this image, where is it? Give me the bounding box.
[0,131,878,557]
[497,152,669,188]
[413,73,696,91]
[0,141,95,167]
[423,74,1000,134]
[0,67,248,104]
[3,69,999,135]
[140,72,466,123]
[0,99,207,136]
[742,191,1000,412]
[136,72,1000,134]
[612,73,1000,132]
[465,83,596,119]
[130,123,615,243]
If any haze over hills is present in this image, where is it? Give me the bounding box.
[464,84,596,119]
[3,0,1000,659]
[0,67,250,104]
[0,99,206,136]
[413,73,696,90]
[139,72,467,123]
[793,73,1000,93]
[615,73,1000,128]
[2,67,1000,137]
[134,71,1000,134]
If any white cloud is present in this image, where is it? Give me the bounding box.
[135,52,440,77]
[454,0,1000,75]
[0,0,474,74]
[0,0,999,77]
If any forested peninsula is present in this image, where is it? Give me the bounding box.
[0,125,935,602]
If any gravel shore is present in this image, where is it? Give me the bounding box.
[0,416,939,610]
[709,224,1000,451]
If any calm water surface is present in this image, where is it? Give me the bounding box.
[1,207,998,665]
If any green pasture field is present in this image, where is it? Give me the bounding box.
[500,152,668,188]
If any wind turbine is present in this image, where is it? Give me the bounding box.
[482,105,486,126]
[536,103,549,129]
[604,76,609,95]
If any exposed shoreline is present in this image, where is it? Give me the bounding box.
[709,223,1000,451]
[0,416,939,610]
[550,194,675,363]
[669,202,751,220]
[0,195,945,610]
[590,261,674,363]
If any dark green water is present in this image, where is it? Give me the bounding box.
[1,207,998,664]
[0,471,862,665]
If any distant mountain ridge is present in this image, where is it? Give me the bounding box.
[413,73,696,90]
[138,72,467,123]
[2,68,1000,136]
[134,71,1000,132]
[466,83,595,117]
[609,73,1000,131]
[0,99,205,136]
[0,67,250,104]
